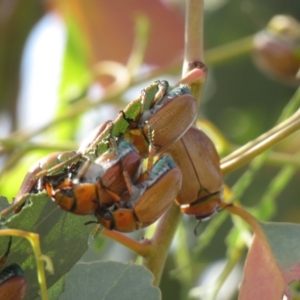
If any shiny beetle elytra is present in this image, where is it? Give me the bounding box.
[81,81,197,159]
[165,126,223,220]
[13,121,116,214]
[45,143,182,232]
[123,84,197,159]
[96,155,182,232]
[45,140,142,215]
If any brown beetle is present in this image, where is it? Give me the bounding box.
[13,151,79,213]
[45,140,142,215]
[82,81,197,160]
[164,126,223,220]
[96,155,182,232]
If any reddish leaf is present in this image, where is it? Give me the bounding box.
[239,221,300,300]
[239,230,286,299]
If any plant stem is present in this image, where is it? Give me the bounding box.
[134,34,254,85]
[141,0,205,287]
[220,202,261,236]
[221,109,300,174]
[205,35,254,66]
[221,86,300,168]
[0,229,52,300]
[101,228,152,257]
[0,139,77,153]
[182,0,206,107]
[143,204,182,286]
[0,62,131,156]
[210,244,244,300]
[221,107,300,164]
[182,0,204,75]
[266,152,300,168]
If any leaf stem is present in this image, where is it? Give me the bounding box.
[182,0,204,75]
[143,204,182,286]
[221,86,300,166]
[140,0,205,287]
[0,34,254,158]
[182,0,206,107]
[101,228,152,257]
[205,35,254,66]
[0,229,52,300]
[221,109,300,174]
[220,202,262,237]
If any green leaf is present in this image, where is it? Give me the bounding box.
[0,196,10,212]
[1,193,99,299]
[59,261,161,300]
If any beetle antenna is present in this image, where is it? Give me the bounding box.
[118,154,133,196]
[150,80,169,108]
[76,158,92,180]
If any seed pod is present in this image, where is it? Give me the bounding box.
[253,15,300,85]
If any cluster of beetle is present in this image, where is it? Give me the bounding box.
[11,79,223,232]
[1,78,223,298]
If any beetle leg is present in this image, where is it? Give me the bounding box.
[101,186,122,202]
[144,121,155,172]
[138,81,168,119]
[36,152,82,178]
[78,120,113,154]
[73,158,92,181]
[98,159,133,200]
[139,89,147,117]
[145,80,169,109]
[121,167,133,195]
